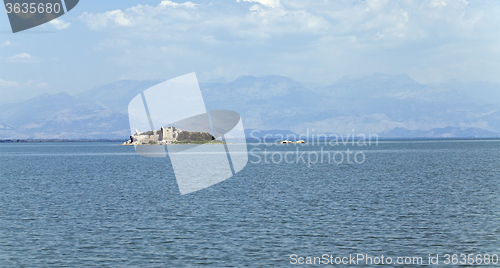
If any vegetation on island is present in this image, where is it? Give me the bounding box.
[173,131,223,144]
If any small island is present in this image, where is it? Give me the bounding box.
[121,126,223,145]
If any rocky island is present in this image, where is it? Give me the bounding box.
[121,126,222,145]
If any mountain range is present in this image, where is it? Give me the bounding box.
[0,73,498,139]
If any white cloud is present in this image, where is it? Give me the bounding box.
[8,53,40,63]
[79,0,491,43]
[0,41,12,47]
[75,0,500,84]
[80,9,132,30]
[48,19,71,30]
[80,1,196,30]
[237,0,280,8]
[158,0,196,8]
[430,0,448,8]
[0,79,21,87]
[36,82,50,89]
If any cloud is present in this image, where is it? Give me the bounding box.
[80,0,328,39]
[48,19,71,30]
[0,79,21,87]
[80,1,197,30]
[237,0,280,8]
[8,53,40,63]
[0,41,12,47]
[80,9,132,30]
[78,0,494,43]
[158,0,196,8]
[75,0,500,84]
[36,82,51,89]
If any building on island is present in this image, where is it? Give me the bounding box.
[159,126,179,143]
[123,126,182,145]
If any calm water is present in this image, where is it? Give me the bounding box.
[0,140,499,267]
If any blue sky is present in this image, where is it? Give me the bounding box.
[1,0,499,103]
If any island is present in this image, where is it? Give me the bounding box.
[121,126,223,145]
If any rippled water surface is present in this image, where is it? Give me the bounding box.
[0,140,499,266]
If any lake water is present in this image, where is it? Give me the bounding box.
[0,140,499,266]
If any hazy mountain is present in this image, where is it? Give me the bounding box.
[200,75,330,132]
[0,122,24,138]
[202,73,500,136]
[75,79,162,114]
[0,93,129,139]
[381,127,500,138]
[431,80,500,105]
[0,73,498,139]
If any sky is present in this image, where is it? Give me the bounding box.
[0,0,499,103]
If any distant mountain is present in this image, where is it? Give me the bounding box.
[431,80,500,105]
[200,75,332,131]
[202,73,500,136]
[315,73,427,99]
[0,73,498,139]
[0,121,24,138]
[205,77,227,84]
[381,127,500,138]
[0,92,129,139]
[75,79,162,114]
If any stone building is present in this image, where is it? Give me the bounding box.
[130,130,160,145]
[122,126,182,145]
[159,127,180,143]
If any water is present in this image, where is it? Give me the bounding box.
[0,140,499,267]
